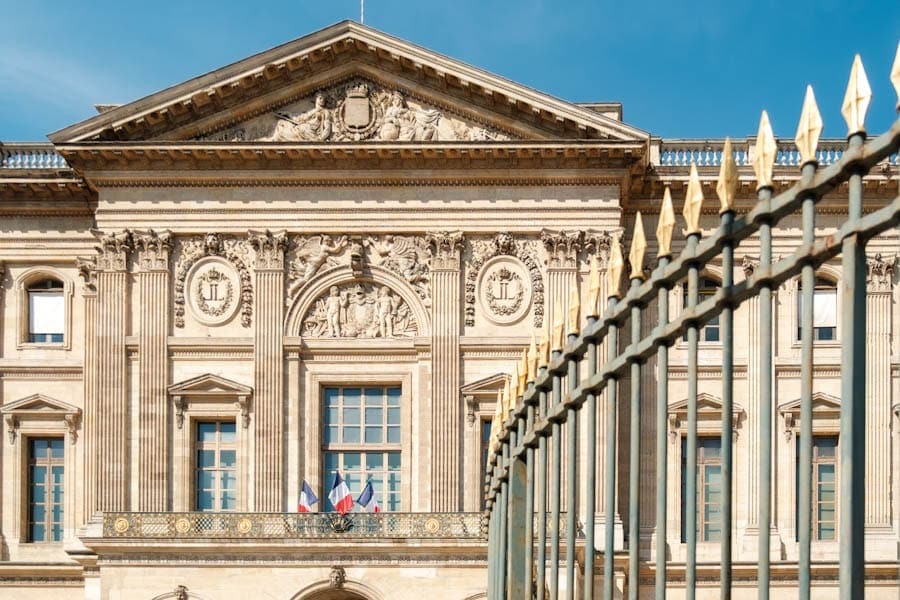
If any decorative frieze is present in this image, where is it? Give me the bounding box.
[301,283,417,338]
[866,253,896,292]
[465,232,543,327]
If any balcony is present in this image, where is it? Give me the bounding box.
[0,143,69,170]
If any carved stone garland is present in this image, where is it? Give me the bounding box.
[174,233,253,328]
[466,232,544,327]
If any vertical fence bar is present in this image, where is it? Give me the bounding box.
[566,335,579,600]
[584,315,599,600]
[537,369,549,599]
[684,233,700,600]
[757,187,774,600]
[499,441,509,596]
[839,131,867,600]
[525,386,536,600]
[604,297,619,600]
[488,497,496,599]
[628,277,643,600]
[508,422,528,600]
[654,256,670,600]
[720,209,735,598]
[797,161,817,600]
[550,348,563,600]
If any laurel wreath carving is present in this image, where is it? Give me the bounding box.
[485,268,525,316]
[194,268,235,317]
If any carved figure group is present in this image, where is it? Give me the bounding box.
[302,283,415,338]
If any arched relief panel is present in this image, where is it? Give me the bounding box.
[292,572,383,600]
[285,265,431,337]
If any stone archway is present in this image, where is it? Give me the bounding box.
[301,591,370,600]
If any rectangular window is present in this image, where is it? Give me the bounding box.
[681,437,722,542]
[323,386,401,511]
[28,281,64,343]
[28,438,64,542]
[794,435,838,541]
[683,279,720,343]
[797,282,837,341]
[195,421,237,511]
[480,418,492,509]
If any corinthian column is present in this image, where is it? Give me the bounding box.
[250,230,288,511]
[864,254,895,543]
[76,257,98,521]
[92,231,132,512]
[135,230,172,511]
[427,230,464,511]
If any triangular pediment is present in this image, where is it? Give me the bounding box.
[0,394,81,416]
[668,393,744,416]
[167,373,253,397]
[461,373,509,396]
[50,21,647,144]
[778,392,841,414]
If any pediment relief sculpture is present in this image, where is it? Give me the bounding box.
[287,234,431,307]
[198,79,512,143]
[301,282,417,339]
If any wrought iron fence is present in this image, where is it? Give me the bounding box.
[103,511,485,539]
[485,49,900,600]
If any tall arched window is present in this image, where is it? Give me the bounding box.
[26,278,65,344]
[684,277,720,342]
[797,277,837,341]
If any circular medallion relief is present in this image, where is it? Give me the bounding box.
[185,257,241,326]
[113,517,130,534]
[477,256,532,325]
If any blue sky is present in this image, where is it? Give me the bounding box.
[0,0,897,141]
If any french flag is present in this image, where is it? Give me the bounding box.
[298,480,318,513]
[356,480,381,513]
[327,472,354,514]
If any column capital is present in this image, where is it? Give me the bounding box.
[866,253,896,293]
[91,229,133,272]
[540,229,583,269]
[584,230,615,270]
[134,229,173,272]
[249,229,288,271]
[427,230,464,270]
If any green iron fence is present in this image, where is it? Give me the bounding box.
[485,50,900,600]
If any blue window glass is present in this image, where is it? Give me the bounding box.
[195,421,238,511]
[28,438,64,542]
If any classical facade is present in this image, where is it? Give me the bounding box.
[0,21,897,599]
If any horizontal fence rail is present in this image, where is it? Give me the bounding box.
[486,49,900,600]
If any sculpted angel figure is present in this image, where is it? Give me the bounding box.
[272,93,333,142]
[288,235,349,300]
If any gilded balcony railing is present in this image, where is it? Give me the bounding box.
[0,143,69,169]
[103,511,487,539]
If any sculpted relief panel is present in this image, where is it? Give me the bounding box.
[466,232,543,327]
[198,79,512,143]
[301,283,417,339]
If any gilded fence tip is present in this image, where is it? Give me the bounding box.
[683,163,704,235]
[503,371,513,421]
[795,86,823,166]
[491,388,502,449]
[567,282,581,335]
[587,254,602,317]
[841,54,871,136]
[518,348,528,398]
[716,137,739,212]
[606,234,624,298]
[629,212,647,280]
[891,41,900,111]
[753,111,777,190]
[539,310,551,367]
[552,295,566,350]
[527,332,538,382]
[657,187,675,258]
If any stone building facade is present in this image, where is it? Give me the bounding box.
[0,21,897,599]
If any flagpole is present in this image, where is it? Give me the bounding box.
[360,0,364,24]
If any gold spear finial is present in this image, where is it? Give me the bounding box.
[716,137,739,213]
[552,295,565,350]
[629,212,647,280]
[587,254,602,318]
[752,111,777,190]
[683,163,704,235]
[490,387,502,450]
[527,332,538,381]
[841,54,872,135]
[606,234,624,298]
[795,86,823,166]
[656,186,676,258]
[890,42,900,111]
[502,373,512,421]
[539,310,551,367]
[567,283,581,335]
[518,348,528,398]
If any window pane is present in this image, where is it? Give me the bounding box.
[197,450,216,468]
[387,407,401,425]
[324,387,340,407]
[365,427,383,443]
[813,290,837,328]
[387,426,400,444]
[365,407,383,425]
[343,407,360,425]
[325,407,339,427]
[29,292,64,334]
[343,453,361,471]
[387,452,401,471]
[50,439,64,457]
[198,471,215,490]
[222,493,237,510]
[219,422,236,443]
[197,423,217,442]
[197,490,214,510]
[31,524,45,542]
[343,388,361,406]
[219,450,236,467]
[365,388,383,405]
[324,425,339,444]
[342,426,360,443]
[324,452,339,475]
[366,453,383,471]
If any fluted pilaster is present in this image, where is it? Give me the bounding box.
[77,258,98,521]
[250,230,287,511]
[427,230,464,511]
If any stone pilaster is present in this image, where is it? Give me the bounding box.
[864,255,895,531]
[91,231,132,512]
[250,230,287,511]
[427,230,464,511]
[76,258,98,521]
[740,256,761,555]
[134,230,172,511]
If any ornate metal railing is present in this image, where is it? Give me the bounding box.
[103,511,486,539]
[486,50,900,600]
[0,143,69,169]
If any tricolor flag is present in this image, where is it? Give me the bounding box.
[327,471,354,514]
[298,480,318,513]
[356,480,381,513]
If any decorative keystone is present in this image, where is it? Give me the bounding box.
[606,235,624,298]
[527,333,538,382]
[657,187,676,258]
[841,54,871,136]
[587,255,602,318]
[891,42,900,111]
[753,111,777,190]
[683,163,704,235]
[567,283,581,335]
[716,137,739,212]
[795,86,823,166]
[629,212,647,280]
